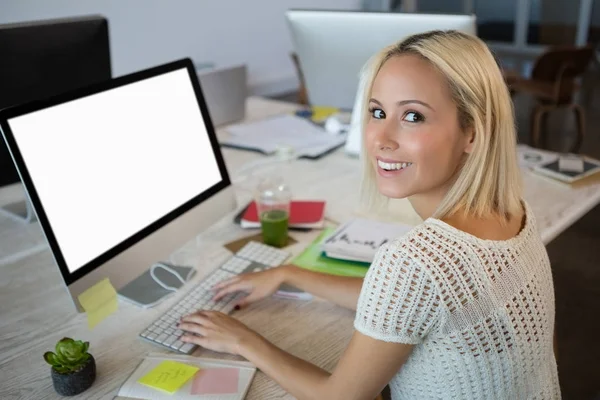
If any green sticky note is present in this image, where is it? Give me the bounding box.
[77,278,118,329]
[138,360,200,394]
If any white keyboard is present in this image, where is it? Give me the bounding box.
[139,241,290,354]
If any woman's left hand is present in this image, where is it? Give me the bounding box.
[178,311,257,356]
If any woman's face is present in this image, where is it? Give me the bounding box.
[365,54,473,201]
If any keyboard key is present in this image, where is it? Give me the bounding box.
[179,343,196,354]
[155,333,169,344]
[171,340,184,350]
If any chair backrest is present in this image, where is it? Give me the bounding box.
[290,52,309,105]
[531,45,594,83]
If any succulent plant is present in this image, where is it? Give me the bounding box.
[44,337,91,374]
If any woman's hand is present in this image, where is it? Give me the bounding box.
[212,265,288,308]
[178,311,259,355]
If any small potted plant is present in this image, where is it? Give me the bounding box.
[44,337,96,396]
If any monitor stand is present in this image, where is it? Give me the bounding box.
[0,198,37,224]
[117,262,197,308]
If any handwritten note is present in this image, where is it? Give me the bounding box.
[323,218,413,263]
[77,278,118,329]
[191,368,239,395]
[138,360,199,394]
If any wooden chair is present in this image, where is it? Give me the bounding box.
[508,45,594,153]
[290,52,309,105]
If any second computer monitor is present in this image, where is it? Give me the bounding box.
[286,10,477,110]
[0,15,111,188]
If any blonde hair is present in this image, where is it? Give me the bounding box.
[359,30,522,220]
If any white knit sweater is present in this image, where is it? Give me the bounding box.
[354,202,560,399]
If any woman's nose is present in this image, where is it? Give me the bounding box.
[374,122,399,151]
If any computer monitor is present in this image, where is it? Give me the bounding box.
[0,15,111,220]
[285,10,477,110]
[0,58,237,312]
[286,10,477,157]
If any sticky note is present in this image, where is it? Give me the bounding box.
[191,368,239,395]
[559,155,584,173]
[311,106,339,122]
[77,278,118,329]
[138,360,199,395]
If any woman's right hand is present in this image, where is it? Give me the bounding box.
[212,265,289,308]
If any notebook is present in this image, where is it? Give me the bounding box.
[321,218,414,263]
[532,154,600,184]
[240,200,326,229]
[291,228,371,278]
[221,114,346,159]
[118,353,256,400]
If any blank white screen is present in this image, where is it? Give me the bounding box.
[8,68,222,273]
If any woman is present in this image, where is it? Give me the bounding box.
[178,30,560,399]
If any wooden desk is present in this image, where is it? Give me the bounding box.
[1,97,600,399]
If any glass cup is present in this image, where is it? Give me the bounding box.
[255,177,292,248]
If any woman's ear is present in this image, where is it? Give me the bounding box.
[464,127,475,154]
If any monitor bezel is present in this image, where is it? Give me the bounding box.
[0,58,231,285]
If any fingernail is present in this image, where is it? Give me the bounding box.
[234,305,240,310]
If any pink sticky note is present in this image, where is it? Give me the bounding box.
[191,368,239,395]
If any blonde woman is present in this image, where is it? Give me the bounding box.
[178,30,560,400]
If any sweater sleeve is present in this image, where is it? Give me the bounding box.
[354,241,442,344]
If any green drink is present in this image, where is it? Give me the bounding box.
[255,175,292,248]
[260,209,289,248]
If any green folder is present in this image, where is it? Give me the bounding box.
[291,228,371,277]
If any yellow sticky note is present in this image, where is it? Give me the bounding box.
[311,106,339,122]
[138,360,200,394]
[77,278,118,329]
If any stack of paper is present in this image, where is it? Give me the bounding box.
[322,218,413,263]
[221,114,346,159]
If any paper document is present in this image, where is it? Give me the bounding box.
[322,218,414,263]
[516,144,558,169]
[222,114,346,158]
[559,155,585,173]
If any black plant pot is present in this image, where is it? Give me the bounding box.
[50,355,96,396]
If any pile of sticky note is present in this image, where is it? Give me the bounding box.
[138,360,240,395]
[295,106,339,123]
[77,278,118,329]
[191,367,239,395]
[138,360,199,395]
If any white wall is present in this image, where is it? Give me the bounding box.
[0,0,361,96]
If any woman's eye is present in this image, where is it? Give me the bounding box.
[403,111,424,123]
[370,108,386,119]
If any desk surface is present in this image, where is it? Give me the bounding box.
[1,96,600,400]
